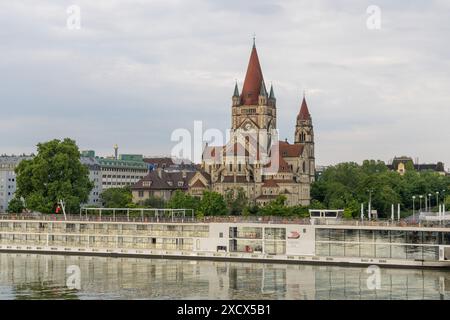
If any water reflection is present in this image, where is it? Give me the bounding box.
[0,253,448,300]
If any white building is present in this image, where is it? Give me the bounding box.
[0,156,31,213]
[80,156,103,206]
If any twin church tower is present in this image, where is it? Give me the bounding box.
[189,42,315,206]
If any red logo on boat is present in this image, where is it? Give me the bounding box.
[288,231,300,239]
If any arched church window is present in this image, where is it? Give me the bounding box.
[302,162,306,173]
[300,132,306,143]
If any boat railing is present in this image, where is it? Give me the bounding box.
[0,213,448,228]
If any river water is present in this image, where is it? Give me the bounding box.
[0,253,448,300]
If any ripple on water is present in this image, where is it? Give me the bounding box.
[0,253,448,300]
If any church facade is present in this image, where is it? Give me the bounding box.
[188,43,315,206]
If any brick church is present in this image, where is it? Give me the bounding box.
[188,42,316,206]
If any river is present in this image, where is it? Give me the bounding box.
[0,253,448,299]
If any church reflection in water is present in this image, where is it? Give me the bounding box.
[0,253,448,300]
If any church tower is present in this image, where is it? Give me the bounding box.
[295,95,315,181]
[191,40,316,207]
[231,42,277,135]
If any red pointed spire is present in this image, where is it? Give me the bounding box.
[297,95,311,120]
[240,44,264,105]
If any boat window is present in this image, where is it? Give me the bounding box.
[391,245,407,259]
[264,241,285,255]
[360,244,375,257]
[422,231,439,244]
[316,242,329,256]
[316,229,329,241]
[360,230,374,243]
[442,232,450,245]
[375,230,390,243]
[406,231,422,244]
[227,227,263,239]
[375,244,390,258]
[391,230,406,243]
[422,246,439,261]
[345,229,359,242]
[330,243,344,257]
[344,243,359,257]
[406,245,423,260]
[329,229,344,242]
[264,228,285,240]
[217,245,227,252]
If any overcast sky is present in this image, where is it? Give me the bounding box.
[0,0,449,168]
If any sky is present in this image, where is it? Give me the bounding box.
[0,0,449,168]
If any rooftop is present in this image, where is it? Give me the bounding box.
[0,155,33,167]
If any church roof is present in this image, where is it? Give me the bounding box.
[278,155,292,172]
[262,179,279,187]
[297,96,311,120]
[233,82,239,97]
[263,152,292,173]
[190,180,207,188]
[131,170,195,190]
[269,84,275,100]
[241,44,265,105]
[279,141,304,157]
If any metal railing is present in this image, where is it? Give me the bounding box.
[80,207,195,222]
[0,214,197,223]
[0,213,449,228]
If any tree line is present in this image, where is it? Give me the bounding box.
[8,139,450,219]
[311,160,449,218]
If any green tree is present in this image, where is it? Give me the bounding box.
[7,197,25,214]
[166,190,199,211]
[143,196,166,208]
[198,191,227,216]
[242,204,260,216]
[15,138,93,214]
[309,199,326,209]
[260,195,292,216]
[100,187,132,208]
[311,160,450,218]
[225,188,248,215]
[343,199,360,219]
[361,160,388,175]
[290,205,310,217]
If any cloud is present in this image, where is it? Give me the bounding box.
[0,0,449,169]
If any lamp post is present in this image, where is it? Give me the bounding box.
[428,193,432,211]
[412,196,416,223]
[425,194,428,212]
[443,190,447,213]
[367,189,373,220]
[436,191,440,208]
[419,195,423,213]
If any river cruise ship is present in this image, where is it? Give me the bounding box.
[0,209,449,268]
